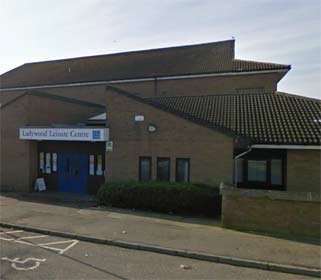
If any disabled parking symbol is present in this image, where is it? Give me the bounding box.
[1,257,46,271]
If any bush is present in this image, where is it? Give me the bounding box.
[97,181,221,217]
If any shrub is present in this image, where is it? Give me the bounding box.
[97,181,221,217]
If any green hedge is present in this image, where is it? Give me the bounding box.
[97,181,221,217]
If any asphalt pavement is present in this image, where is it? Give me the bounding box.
[0,193,320,272]
[0,227,315,280]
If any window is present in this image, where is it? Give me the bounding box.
[157,158,170,181]
[271,159,282,185]
[248,160,267,182]
[235,158,244,183]
[176,158,190,183]
[234,149,286,190]
[139,157,151,181]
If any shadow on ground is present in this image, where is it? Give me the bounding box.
[0,191,220,227]
[1,191,319,246]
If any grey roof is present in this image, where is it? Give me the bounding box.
[147,92,321,145]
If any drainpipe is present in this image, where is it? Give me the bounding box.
[234,146,252,187]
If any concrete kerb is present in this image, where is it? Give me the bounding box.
[0,222,320,278]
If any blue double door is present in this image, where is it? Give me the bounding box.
[58,153,88,194]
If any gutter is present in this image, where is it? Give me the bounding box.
[0,69,288,92]
[252,144,321,150]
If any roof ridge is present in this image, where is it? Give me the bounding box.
[20,39,235,67]
[29,90,105,108]
[1,90,105,110]
[233,58,290,68]
[0,92,28,109]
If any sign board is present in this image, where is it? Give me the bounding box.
[19,127,109,142]
[106,141,113,152]
[134,115,144,122]
[34,178,46,192]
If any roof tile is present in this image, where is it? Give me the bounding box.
[147,92,321,145]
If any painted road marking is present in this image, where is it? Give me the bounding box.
[1,257,46,271]
[0,229,79,255]
[18,235,47,240]
[0,230,24,240]
[0,230,23,235]
[14,235,47,246]
[38,240,79,255]
[0,236,15,241]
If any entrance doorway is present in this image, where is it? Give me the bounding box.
[58,153,88,194]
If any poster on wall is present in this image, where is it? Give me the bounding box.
[96,155,103,176]
[39,152,44,173]
[45,153,51,174]
[34,177,46,192]
[106,141,113,152]
[52,153,57,172]
[89,155,95,175]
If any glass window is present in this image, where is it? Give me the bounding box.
[176,158,190,183]
[157,158,170,181]
[271,159,282,185]
[139,157,151,181]
[235,158,244,183]
[248,160,267,182]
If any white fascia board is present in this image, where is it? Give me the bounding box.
[252,144,321,150]
[0,69,288,92]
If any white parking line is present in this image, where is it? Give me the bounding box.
[0,237,15,241]
[0,230,23,235]
[38,240,79,255]
[0,229,79,255]
[13,235,48,246]
[18,235,47,240]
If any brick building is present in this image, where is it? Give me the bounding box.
[0,39,320,194]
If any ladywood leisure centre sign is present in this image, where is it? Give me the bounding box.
[19,127,109,142]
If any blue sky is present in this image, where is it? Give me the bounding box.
[0,0,320,98]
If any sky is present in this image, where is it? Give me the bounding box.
[0,0,320,99]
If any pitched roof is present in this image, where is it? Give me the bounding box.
[0,40,290,89]
[0,90,105,110]
[146,92,321,145]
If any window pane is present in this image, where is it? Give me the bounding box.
[157,158,170,181]
[176,159,189,183]
[235,158,244,183]
[271,159,282,185]
[140,158,151,181]
[248,160,266,182]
